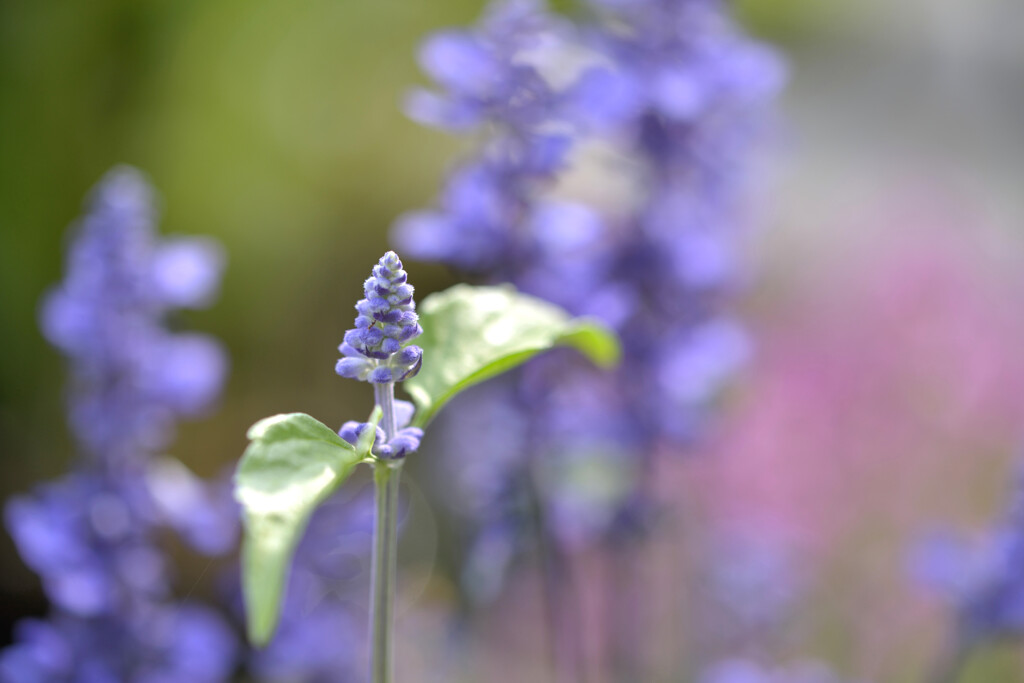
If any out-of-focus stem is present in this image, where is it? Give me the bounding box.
[531,485,562,683]
[527,469,581,683]
[926,630,972,683]
[370,382,401,683]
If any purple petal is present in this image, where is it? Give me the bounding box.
[150,237,225,309]
[419,32,501,97]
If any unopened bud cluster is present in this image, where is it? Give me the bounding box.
[339,404,424,460]
[335,251,423,384]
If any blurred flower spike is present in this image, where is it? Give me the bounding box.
[0,167,238,683]
[39,165,227,463]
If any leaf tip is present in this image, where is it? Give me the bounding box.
[248,621,272,649]
[560,319,622,369]
[242,540,282,649]
[367,404,383,426]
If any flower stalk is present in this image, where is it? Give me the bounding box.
[369,382,402,683]
[334,252,425,682]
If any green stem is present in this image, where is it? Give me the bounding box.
[370,382,401,683]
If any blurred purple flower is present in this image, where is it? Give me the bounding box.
[700,659,864,683]
[693,526,802,657]
[394,1,579,275]
[2,167,238,682]
[0,604,237,683]
[38,166,227,463]
[912,463,1024,642]
[405,0,558,133]
[5,474,167,618]
[394,0,783,584]
[145,458,239,556]
[150,237,225,309]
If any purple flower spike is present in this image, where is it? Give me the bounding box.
[335,252,423,383]
[419,32,501,98]
[2,166,239,682]
[404,1,555,133]
[394,0,785,598]
[37,166,228,463]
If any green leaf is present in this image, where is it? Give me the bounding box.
[234,411,377,646]
[405,284,621,428]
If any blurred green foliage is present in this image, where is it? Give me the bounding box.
[0,0,498,598]
[0,0,494,488]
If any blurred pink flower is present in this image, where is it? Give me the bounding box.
[687,191,1024,559]
[672,191,1024,675]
